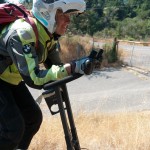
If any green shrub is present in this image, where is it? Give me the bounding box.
[103,39,118,63]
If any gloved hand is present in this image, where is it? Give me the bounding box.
[89,49,103,69]
[70,49,103,75]
[70,57,94,75]
[63,63,72,75]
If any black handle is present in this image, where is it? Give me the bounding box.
[43,73,82,90]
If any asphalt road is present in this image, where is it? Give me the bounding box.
[28,67,150,114]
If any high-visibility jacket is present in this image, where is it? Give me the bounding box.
[0,18,68,89]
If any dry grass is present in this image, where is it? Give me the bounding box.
[59,35,92,63]
[29,111,150,150]
[59,35,124,68]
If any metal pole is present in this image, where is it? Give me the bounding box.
[61,84,81,150]
[54,86,74,150]
[130,42,135,67]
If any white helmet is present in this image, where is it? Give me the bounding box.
[32,0,86,33]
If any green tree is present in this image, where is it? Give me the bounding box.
[0,0,5,3]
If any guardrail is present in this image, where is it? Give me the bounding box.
[93,38,150,71]
[118,40,150,46]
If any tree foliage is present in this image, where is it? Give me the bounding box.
[69,0,150,40]
[2,0,149,40]
[0,0,5,3]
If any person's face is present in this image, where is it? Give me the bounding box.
[55,10,71,35]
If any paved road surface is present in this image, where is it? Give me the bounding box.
[28,67,150,114]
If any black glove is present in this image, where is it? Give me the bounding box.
[70,49,103,75]
[93,49,103,69]
[71,57,94,75]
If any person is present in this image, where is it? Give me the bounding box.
[0,0,88,149]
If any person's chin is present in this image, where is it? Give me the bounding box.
[60,30,67,35]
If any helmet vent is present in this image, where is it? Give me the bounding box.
[42,0,56,4]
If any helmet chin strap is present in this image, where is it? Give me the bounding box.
[52,21,57,34]
[44,22,61,40]
[52,22,61,40]
[53,32,61,40]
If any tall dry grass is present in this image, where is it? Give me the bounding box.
[59,35,123,68]
[59,35,92,63]
[29,111,150,150]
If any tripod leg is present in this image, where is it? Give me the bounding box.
[54,86,74,150]
[61,84,81,150]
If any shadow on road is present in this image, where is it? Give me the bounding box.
[87,67,122,80]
